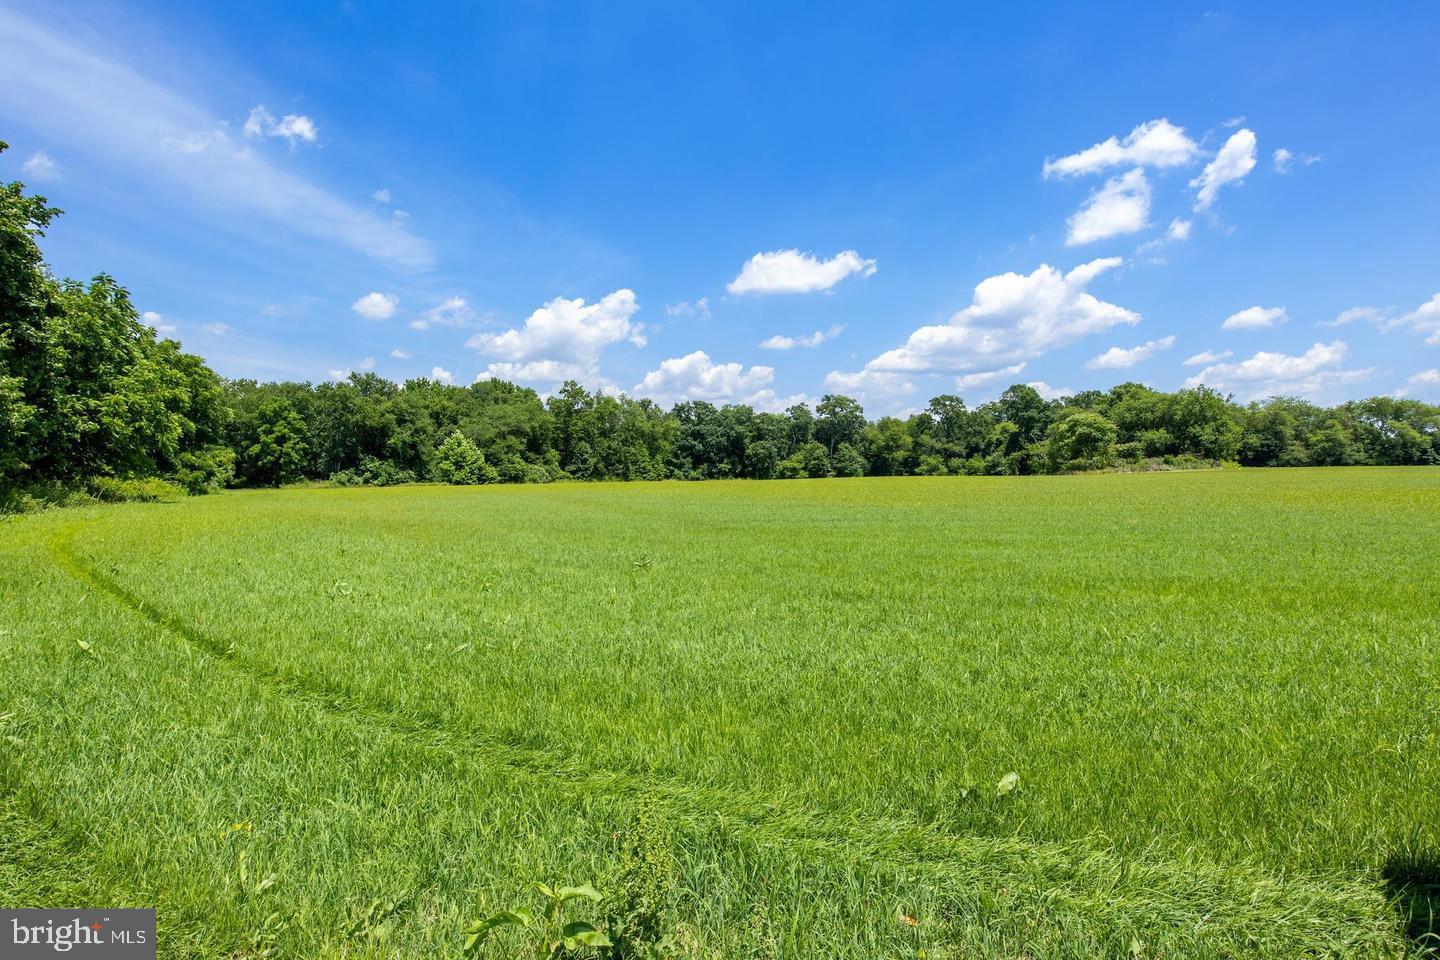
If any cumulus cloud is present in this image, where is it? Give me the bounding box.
[1272,148,1320,174]
[821,368,917,405]
[636,351,801,411]
[1166,218,1192,241]
[357,357,375,370]
[759,325,845,350]
[202,322,229,336]
[664,297,711,319]
[727,249,876,295]
[1222,305,1286,330]
[21,148,60,180]
[1066,168,1152,245]
[352,291,399,321]
[430,366,454,384]
[1043,119,1201,178]
[372,188,390,203]
[141,310,176,334]
[244,105,318,144]
[1387,292,1440,344]
[1405,369,1440,395]
[841,258,1137,383]
[1318,306,1381,329]
[954,363,1026,391]
[1184,340,1371,400]
[1086,335,1176,369]
[1183,349,1233,366]
[409,296,475,331]
[1027,381,1074,401]
[467,288,642,385]
[389,348,411,359]
[1192,129,1257,212]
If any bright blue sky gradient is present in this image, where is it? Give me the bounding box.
[2,1,1438,412]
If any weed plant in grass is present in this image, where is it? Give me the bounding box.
[1,468,1437,957]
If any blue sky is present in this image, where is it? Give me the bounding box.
[2,1,1438,413]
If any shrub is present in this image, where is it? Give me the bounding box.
[431,431,498,485]
[174,446,236,494]
[331,456,416,487]
[831,442,868,478]
[89,477,184,503]
[915,454,948,476]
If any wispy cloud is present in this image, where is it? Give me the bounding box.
[0,5,432,267]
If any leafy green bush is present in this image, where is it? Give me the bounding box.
[330,456,416,487]
[432,431,498,485]
[174,446,236,494]
[88,476,184,503]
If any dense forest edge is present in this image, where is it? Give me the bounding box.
[3,141,1438,511]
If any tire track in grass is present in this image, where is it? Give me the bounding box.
[47,522,1406,954]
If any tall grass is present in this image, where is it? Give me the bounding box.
[1,468,1436,957]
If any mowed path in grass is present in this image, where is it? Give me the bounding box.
[2,468,1437,957]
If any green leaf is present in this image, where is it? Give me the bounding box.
[75,639,93,654]
[555,885,602,905]
[461,909,532,953]
[996,771,1020,796]
[561,922,612,950]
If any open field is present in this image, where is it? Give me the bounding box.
[2,468,1438,957]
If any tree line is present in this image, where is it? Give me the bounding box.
[3,143,1437,500]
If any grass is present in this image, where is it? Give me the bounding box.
[1,468,1437,957]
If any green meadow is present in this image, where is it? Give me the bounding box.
[2,468,1437,957]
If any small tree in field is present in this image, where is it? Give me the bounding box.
[432,430,497,484]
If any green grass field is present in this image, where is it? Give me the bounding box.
[2,468,1437,957]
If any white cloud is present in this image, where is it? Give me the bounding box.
[430,366,454,385]
[1406,369,1440,394]
[845,258,1137,380]
[357,356,375,370]
[202,321,229,336]
[409,296,475,331]
[1166,218,1192,241]
[0,7,430,267]
[954,363,1026,391]
[636,351,800,410]
[392,209,410,222]
[727,249,876,295]
[1272,148,1320,174]
[1320,306,1384,328]
[821,368,916,404]
[1192,129,1257,212]
[664,297,711,319]
[468,288,642,385]
[21,148,60,180]
[1388,292,1440,344]
[1184,340,1371,400]
[244,105,318,144]
[389,348,411,359]
[372,188,390,203]
[260,304,282,317]
[759,324,845,350]
[1183,349,1233,366]
[352,291,398,321]
[1066,168,1151,245]
[328,369,350,381]
[1086,335,1176,369]
[141,310,176,334]
[1027,381,1073,401]
[1042,119,1201,178]
[1222,305,1286,330]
